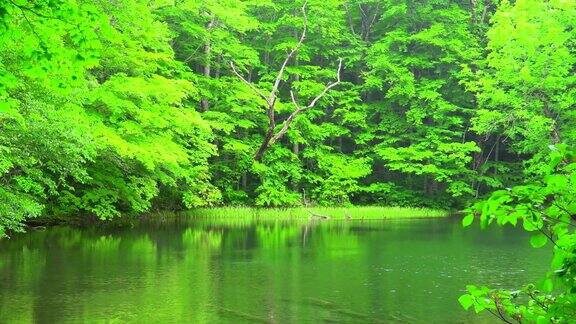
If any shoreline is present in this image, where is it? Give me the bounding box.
[19,206,451,234]
[185,206,449,220]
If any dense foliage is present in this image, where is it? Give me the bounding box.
[1,1,574,234]
[2,0,576,321]
[460,145,576,322]
[456,1,576,322]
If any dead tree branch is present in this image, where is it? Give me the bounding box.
[230,62,269,104]
[270,58,343,144]
[229,1,343,161]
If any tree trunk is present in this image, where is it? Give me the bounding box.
[494,138,500,175]
[200,15,215,112]
[254,114,276,161]
[241,172,247,190]
[215,54,221,78]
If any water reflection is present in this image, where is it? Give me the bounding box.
[0,217,550,323]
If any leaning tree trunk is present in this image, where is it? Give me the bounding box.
[230,1,343,161]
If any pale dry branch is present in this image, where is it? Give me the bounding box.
[290,90,302,111]
[268,0,308,105]
[229,1,342,160]
[305,58,343,109]
[229,61,269,105]
[270,58,343,144]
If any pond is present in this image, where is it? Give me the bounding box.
[0,216,550,323]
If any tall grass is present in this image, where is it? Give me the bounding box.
[185,206,448,220]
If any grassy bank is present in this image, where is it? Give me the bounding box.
[20,207,449,233]
[185,206,449,220]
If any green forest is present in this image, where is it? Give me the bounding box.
[1,0,576,322]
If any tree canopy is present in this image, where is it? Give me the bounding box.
[2,0,576,321]
[1,0,574,234]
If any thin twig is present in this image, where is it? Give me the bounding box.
[304,58,343,109]
[343,2,356,35]
[493,296,514,324]
[7,0,77,26]
[268,0,308,105]
[229,62,269,105]
[270,58,343,144]
[537,227,558,247]
[526,290,549,312]
[486,309,513,324]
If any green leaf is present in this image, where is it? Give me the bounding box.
[541,278,553,293]
[458,294,474,310]
[523,219,537,231]
[462,214,474,227]
[536,316,549,324]
[530,233,548,248]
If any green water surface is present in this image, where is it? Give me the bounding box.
[0,217,550,323]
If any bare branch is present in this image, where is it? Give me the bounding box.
[290,90,301,111]
[270,59,343,144]
[229,0,342,160]
[268,0,308,105]
[305,58,343,109]
[343,2,357,36]
[270,92,302,145]
[358,3,367,19]
[229,2,308,109]
[229,61,269,105]
[368,6,381,32]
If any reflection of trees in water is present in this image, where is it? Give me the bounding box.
[182,228,223,251]
[0,218,550,323]
[256,224,300,250]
